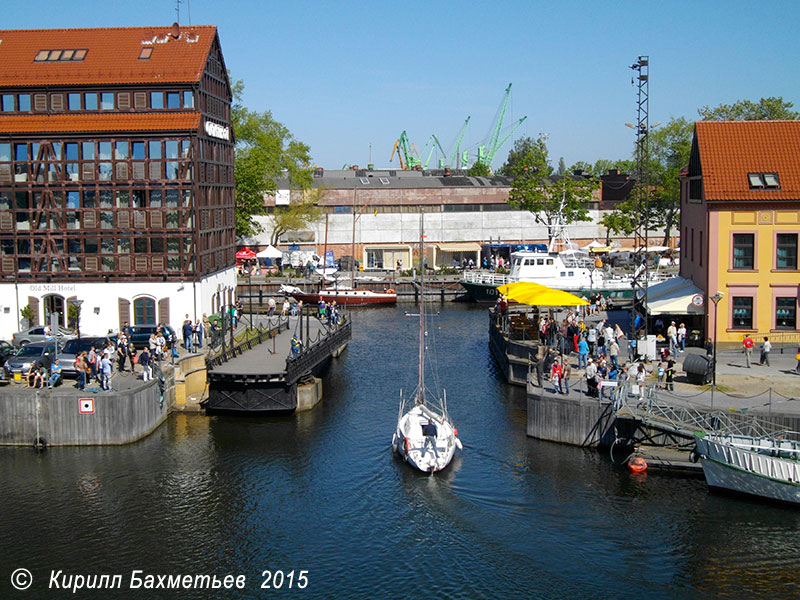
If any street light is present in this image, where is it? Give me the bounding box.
[710,291,724,410]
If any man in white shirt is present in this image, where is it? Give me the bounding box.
[759,336,772,366]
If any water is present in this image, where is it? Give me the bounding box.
[2,304,799,599]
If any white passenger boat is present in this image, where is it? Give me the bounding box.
[392,211,461,473]
[693,432,800,505]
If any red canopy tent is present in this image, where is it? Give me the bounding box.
[235,248,256,260]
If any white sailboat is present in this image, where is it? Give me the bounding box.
[392,211,461,473]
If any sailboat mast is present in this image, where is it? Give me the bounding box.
[418,209,425,405]
[351,184,357,284]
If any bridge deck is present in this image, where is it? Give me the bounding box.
[210,316,330,377]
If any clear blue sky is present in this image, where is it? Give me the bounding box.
[5,1,799,171]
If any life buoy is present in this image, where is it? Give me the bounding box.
[628,456,647,473]
[386,288,396,294]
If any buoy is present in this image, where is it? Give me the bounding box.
[628,456,647,473]
[386,288,396,294]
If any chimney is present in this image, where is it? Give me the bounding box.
[171,22,181,39]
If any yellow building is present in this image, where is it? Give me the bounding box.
[680,121,799,347]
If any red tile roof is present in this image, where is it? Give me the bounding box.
[0,25,216,87]
[695,120,800,201]
[0,112,201,134]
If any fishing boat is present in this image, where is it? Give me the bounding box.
[693,432,800,505]
[392,211,461,473]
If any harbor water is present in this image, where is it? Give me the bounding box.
[2,304,799,599]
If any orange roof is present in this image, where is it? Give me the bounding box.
[0,112,201,134]
[0,25,216,87]
[695,120,800,201]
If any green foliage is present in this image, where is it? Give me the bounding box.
[570,158,635,177]
[20,305,34,322]
[232,79,313,238]
[504,135,596,243]
[467,161,492,177]
[556,157,566,175]
[698,97,799,121]
[67,303,81,330]
[269,187,325,246]
[602,117,693,245]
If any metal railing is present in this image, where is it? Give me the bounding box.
[285,317,351,383]
[205,317,290,369]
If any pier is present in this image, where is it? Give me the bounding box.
[204,310,351,414]
[488,304,800,467]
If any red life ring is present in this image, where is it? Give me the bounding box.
[404,436,410,454]
[628,456,647,473]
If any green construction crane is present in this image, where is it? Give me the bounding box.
[421,134,447,169]
[477,83,527,166]
[390,130,421,170]
[448,117,470,169]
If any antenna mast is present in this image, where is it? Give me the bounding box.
[629,55,650,346]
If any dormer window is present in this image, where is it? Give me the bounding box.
[34,49,88,62]
[748,172,780,190]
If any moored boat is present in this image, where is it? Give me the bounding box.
[693,432,800,505]
[280,283,397,307]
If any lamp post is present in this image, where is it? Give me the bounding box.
[710,292,724,410]
[248,269,253,330]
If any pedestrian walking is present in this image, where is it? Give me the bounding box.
[742,334,754,368]
[561,361,571,395]
[577,336,589,369]
[667,321,678,356]
[140,347,152,381]
[665,360,675,391]
[759,336,771,366]
[100,355,112,391]
[795,347,800,374]
[678,323,687,352]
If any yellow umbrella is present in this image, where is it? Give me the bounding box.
[496,281,589,307]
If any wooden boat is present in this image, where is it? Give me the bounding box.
[279,283,396,307]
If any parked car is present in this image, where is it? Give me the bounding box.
[128,325,177,349]
[12,325,75,348]
[4,341,55,380]
[0,340,16,364]
[59,335,118,378]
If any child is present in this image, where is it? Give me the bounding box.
[657,360,665,389]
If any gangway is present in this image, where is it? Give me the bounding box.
[612,382,797,441]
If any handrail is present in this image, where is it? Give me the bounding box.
[206,317,290,369]
[285,318,351,382]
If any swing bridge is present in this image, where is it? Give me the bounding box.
[203,310,351,414]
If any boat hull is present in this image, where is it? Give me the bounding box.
[695,435,800,505]
[287,289,397,307]
[394,404,458,473]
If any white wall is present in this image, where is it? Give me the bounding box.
[0,266,237,340]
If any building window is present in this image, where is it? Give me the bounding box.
[748,172,780,190]
[138,47,153,60]
[100,92,114,110]
[732,233,754,269]
[84,93,98,110]
[133,297,156,325]
[1,95,13,111]
[166,92,180,109]
[68,93,81,110]
[732,297,754,329]
[775,297,797,330]
[776,233,798,270]
[150,92,164,109]
[183,91,194,108]
[18,94,30,111]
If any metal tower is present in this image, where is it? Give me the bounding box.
[630,56,650,345]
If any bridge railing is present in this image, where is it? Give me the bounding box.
[206,317,290,369]
[285,317,351,382]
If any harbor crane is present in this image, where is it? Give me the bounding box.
[390,131,421,170]
[475,83,527,167]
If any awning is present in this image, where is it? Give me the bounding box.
[647,277,705,315]
[436,242,481,252]
[256,245,282,259]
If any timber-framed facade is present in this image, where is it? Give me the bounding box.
[0,24,235,336]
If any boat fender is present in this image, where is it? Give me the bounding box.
[404,436,410,454]
[386,288,396,294]
[628,456,647,473]
[454,428,458,437]
[391,433,398,453]
[33,437,47,452]
[689,450,699,463]
[456,438,463,451]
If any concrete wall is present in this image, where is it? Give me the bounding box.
[527,390,617,447]
[0,376,175,447]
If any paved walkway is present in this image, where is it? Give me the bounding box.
[534,309,800,417]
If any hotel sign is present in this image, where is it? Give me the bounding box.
[204,120,231,141]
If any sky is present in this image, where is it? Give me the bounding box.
[5,0,800,171]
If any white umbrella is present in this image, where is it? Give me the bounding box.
[580,240,604,250]
[256,245,283,259]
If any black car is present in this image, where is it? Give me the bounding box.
[0,340,16,364]
[128,325,176,349]
[59,336,118,377]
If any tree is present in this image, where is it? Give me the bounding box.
[698,97,799,121]
[232,79,313,238]
[467,161,492,177]
[269,186,324,246]
[601,117,693,245]
[556,156,566,175]
[505,135,597,246]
